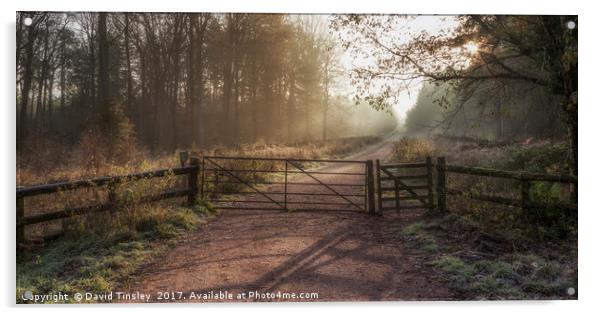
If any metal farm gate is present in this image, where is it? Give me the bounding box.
[200,156,376,214]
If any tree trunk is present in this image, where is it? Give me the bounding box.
[287,74,295,142]
[322,101,328,141]
[88,35,96,110]
[222,61,233,144]
[322,64,329,141]
[124,13,134,116]
[47,69,55,131]
[59,44,66,110]
[172,62,180,151]
[222,14,239,145]
[98,12,110,117]
[35,21,50,135]
[233,61,240,143]
[194,15,209,148]
[252,84,258,141]
[18,20,37,150]
[186,14,197,147]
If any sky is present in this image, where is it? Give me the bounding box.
[328,15,461,125]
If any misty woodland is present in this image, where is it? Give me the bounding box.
[16,13,577,303]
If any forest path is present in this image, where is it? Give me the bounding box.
[128,132,454,302]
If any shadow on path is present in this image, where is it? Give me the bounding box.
[131,209,453,302]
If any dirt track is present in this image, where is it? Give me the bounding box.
[129,134,454,302]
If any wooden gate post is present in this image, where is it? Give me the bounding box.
[366,160,376,215]
[284,160,288,210]
[188,157,200,206]
[436,157,447,212]
[375,159,382,215]
[394,179,401,214]
[426,156,434,211]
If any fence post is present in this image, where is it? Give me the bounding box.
[179,151,189,167]
[375,159,382,215]
[188,157,200,206]
[284,160,288,211]
[521,175,531,212]
[17,195,24,247]
[436,157,447,212]
[200,156,205,199]
[108,181,117,209]
[426,156,434,211]
[366,160,375,215]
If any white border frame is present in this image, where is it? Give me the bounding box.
[2,1,599,316]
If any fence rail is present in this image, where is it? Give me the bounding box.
[16,158,200,245]
[436,157,577,213]
[445,165,577,183]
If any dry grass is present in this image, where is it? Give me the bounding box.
[205,136,380,159]
[17,135,381,240]
[17,136,381,187]
[387,137,438,163]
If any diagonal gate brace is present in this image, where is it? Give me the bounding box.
[288,161,363,211]
[381,168,428,207]
[206,158,286,210]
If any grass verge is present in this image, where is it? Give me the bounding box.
[431,253,575,300]
[16,200,216,304]
[399,214,577,300]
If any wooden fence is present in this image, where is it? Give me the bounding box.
[15,154,578,245]
[15,155,377,245]
[436,157,577,213]
[16,158,200,245]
